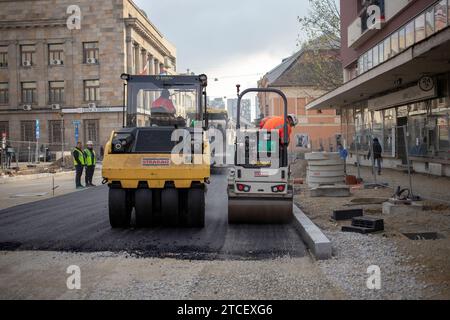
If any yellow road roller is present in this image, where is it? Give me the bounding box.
[102,74,210,228]
[227,88,294,224]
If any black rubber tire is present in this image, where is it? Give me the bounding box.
[135,189,153,228]
[186,188,205,228]
[108,188,132,228]
[161,188,179,227]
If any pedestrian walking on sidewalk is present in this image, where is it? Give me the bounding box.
[84,141,96,187]
[368,138,383,175]
[73,142,85,189]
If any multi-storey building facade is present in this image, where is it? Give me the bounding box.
[307,0,450,177]
[0,0,176,158]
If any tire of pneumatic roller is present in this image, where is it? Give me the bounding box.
[134,189,153,228]
[108,188,132,228]
[161,188,179,227]
[186,188,205,228]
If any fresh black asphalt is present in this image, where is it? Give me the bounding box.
[0,171,307,260]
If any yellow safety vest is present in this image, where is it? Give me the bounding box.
[84,148,96,166]
[73,148,85,166]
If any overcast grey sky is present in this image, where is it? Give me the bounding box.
[134,0,310,101]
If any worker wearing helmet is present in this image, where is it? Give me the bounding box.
[260,114,298,145]
[152,89,176,114]
[84,141,96,187]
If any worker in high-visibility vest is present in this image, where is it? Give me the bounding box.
[73,141,85,189]
[260,114,298,146]
[84,141,97,187]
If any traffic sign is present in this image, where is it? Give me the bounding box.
[35,119,40,140]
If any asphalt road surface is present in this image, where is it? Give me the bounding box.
[0,171,307,260]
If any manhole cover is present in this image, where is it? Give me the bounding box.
[402,232,443,240]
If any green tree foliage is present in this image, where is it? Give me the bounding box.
[297,0,343,89]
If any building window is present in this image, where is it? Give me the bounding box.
[378,41,384,64]
[372,44,379,67]
[383,37,391,60]
[391,31,399,56]
[84,80,100,102]
[48,120,62,145]
[367,49,373,70]
[415,14,426,43]
[21,82,37,104]
[398,27,406,52]
[0,83,8,104]
[358,56,363,75]
[435,0,447,32]
[21,44,35,66]
[83,42,99,64]
[0,121,8,138]
[362,52,368,73]
[425,7,435,37]
[21,120,36,142]
[0,47,7,68]
[84,119,99,145]
[405,21,415,47]
[49,81,64,103]
[48,43,64,65]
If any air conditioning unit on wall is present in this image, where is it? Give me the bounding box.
[23,104,32,111]
[51,104,61,110]
[22,60,32,67]
[86,58,98,64]
[88,102,96,109]
[51,59,63,65]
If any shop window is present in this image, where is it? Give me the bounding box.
[415,14,426,42]
[425,7,435,36]
[409,116,427,157]
[438,115,449,153]
[372,111,383,144]
[405,21,415,47]
[383,109,396,155]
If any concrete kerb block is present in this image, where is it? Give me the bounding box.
[292,205,332,260]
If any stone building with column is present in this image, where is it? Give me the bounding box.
[0,0,176,160]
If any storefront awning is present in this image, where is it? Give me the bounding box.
[306,28,450,111]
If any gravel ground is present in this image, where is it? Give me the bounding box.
[0,251,345,300]
[318,231,425,300]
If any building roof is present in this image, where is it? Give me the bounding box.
[262,46,341,88]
